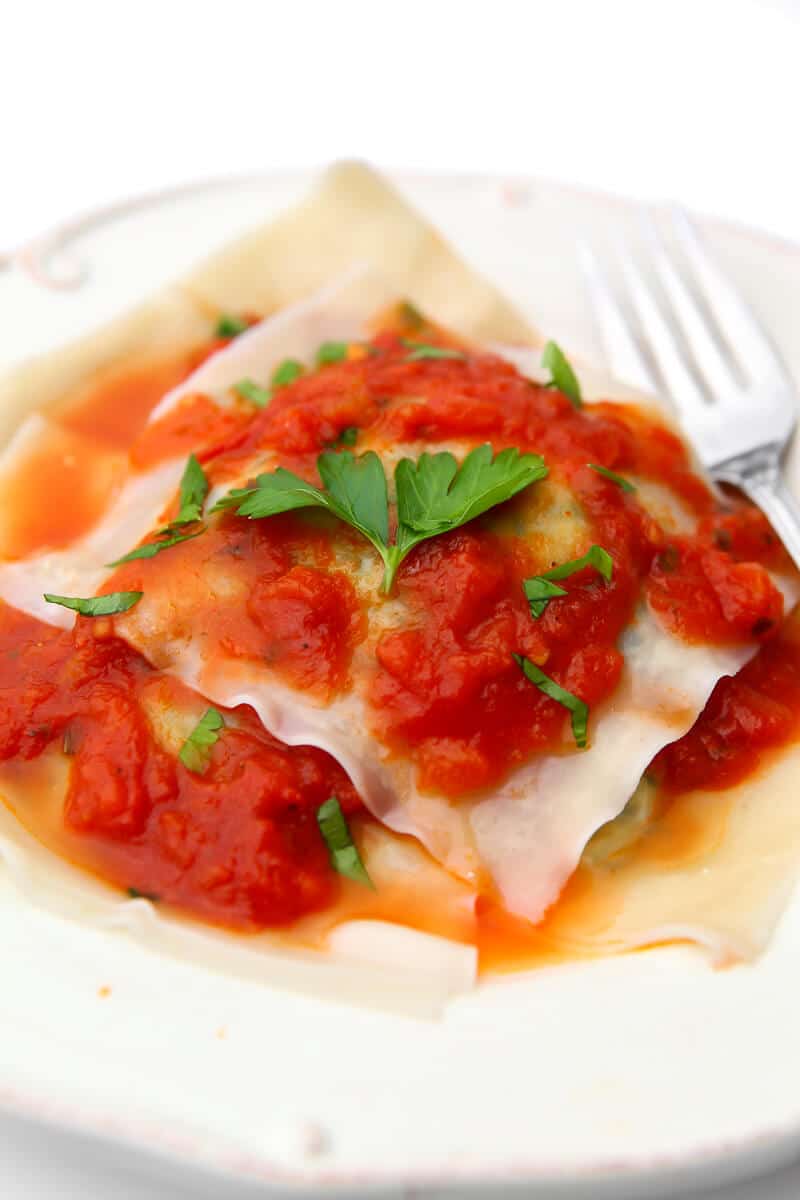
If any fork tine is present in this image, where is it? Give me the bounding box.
[671,210,790,386]
[577,242,658,394]
[641,217,743,399]
[618,253,709,416]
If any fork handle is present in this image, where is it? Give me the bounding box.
[718,458,800,574]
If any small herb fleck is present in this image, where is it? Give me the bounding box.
[271,359,304,389]
[403,341,466,362]
[127,887,160,902]
[215,314,248,338]
[588,463,636,493]
[317,796,373,887]
[179,708,225,774]
[234,378,271,408]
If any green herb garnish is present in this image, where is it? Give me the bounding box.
[403,342,466,362]
[107,454,208,566]
[330,426,358,448]
[542,340,582,408]
[234,378,271,408]
[316,796,373,888]
[174,454,210,525]
[271,359,304,389]
[513,653,589,748]
[523,544,613,618]
[179,708,225,774]
[316,341,349,365]
[588,463,636,493]
[43,591,143,617]
[214,444,548,594]
[215,314,248,338]
[107,527,204,567]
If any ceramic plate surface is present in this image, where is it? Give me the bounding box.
[2,170,800,1198]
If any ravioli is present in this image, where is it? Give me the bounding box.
[41,283,778,925]
[0,161,798,1006]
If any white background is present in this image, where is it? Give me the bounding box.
[3,0,800,253]
[3,1,800,1197]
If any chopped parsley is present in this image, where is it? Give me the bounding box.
[271,359,304,389]
[542,341,582,408]
[588,463,636,493]
[107,454,209,566]
[316,796,373,888]
[513,653,589,748]
[107,527,204,567]
[43,592,143,617]
[316,341,349,365]
[179,708,225,774]
[215,314,248,338]
[523,545,613,618]
[234,378,271,408]
[403,341,466,362]
[173,454,210,525]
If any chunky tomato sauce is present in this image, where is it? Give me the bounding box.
[0,603,360,928]
[0,311,798,943]
[129,329,788,797]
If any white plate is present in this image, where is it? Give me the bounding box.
[2,170,800,1199]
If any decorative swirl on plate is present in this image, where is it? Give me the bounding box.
[15,230,88,290]
[7,172,301,293]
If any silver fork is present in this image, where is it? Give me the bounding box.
[580,212,800,569]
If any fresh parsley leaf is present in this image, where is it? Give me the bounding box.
[215,314,248,338]
[107,527,204,567]
[390,444,548,590]
[316,796,373,888]
[43,591,143,617]
[513,653,588,748]
[215,444,547,594]
[179,708,225,774]
[214,452,391,572]
[174,454,210,525]
[211,467,330,518]
[234,377,271,408]
[330,426,358,448]
[316,341,349,365]
[523,544,613,618]
[403,342,466,362]
[317,449,390,560]
[107,454,208,565]
[271,359,304,388]
[588,463,636,493]
[542,341,582,409]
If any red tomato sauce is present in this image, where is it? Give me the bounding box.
[651,611,800,796]
[1,321,798,936]
[0,603,360,929]
[108,513,365,701]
